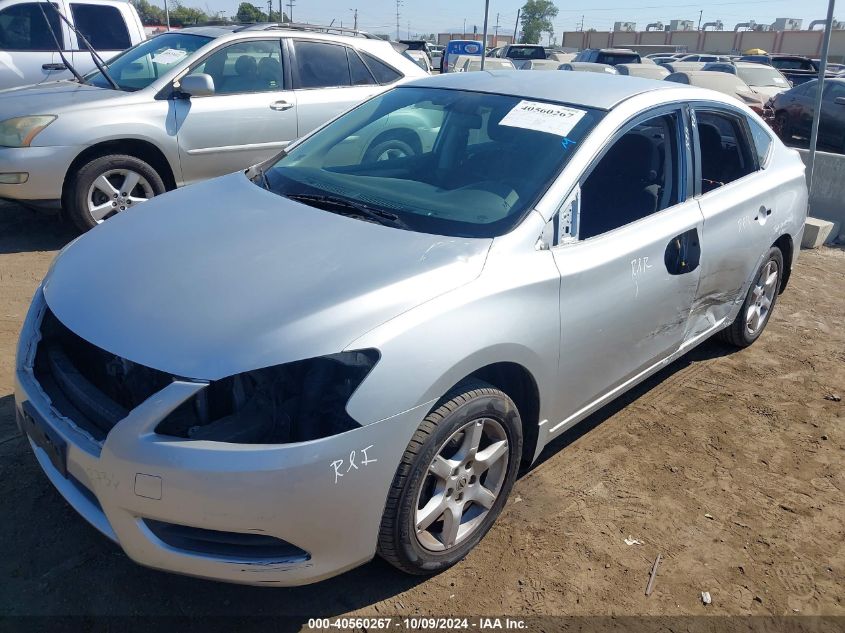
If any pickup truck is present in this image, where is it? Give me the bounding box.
[0,0,145,89]
[739,54,837,86]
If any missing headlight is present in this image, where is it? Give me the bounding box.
[155,350,379,444]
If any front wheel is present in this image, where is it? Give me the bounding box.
[719,246,783,348]
[377,382,522,575]
[65,154,166,231]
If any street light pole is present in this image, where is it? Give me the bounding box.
[807,0,836,195]
[480,0,489,69]
[512,9,519,43]
[164,0,170,30]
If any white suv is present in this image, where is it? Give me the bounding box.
[0,0,146,89]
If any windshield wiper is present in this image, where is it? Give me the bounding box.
[286,193,408,229]
[38,2,86,84]
[44,2,119,90]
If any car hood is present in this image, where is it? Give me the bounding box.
[43,173,492,381]
[0,81,118,118]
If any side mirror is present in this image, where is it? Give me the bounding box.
[835,96,845,106]
[179,73,215,97]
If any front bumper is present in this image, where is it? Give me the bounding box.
[0,145,81,205]
[14,290,428,586]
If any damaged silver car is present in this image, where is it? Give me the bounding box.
[15,71,807,585]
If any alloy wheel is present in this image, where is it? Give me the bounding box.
[745,259,779,336]
[86,168,154,223]
[414,417,509,552]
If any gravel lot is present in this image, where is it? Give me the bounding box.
[0,201,843,622]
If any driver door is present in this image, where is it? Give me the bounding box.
[174,39,299,185]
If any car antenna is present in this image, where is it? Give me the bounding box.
[36,2,86,85]
[42,1,120,90]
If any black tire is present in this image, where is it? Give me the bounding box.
[719,246,784,348]
[363,132,420,164]
[65,153,166,232]
[377,381,522,575]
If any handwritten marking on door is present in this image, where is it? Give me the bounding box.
[331,445,377,483]
[631,256,653,298]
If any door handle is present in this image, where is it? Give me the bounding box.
[269,100,294,111]
[42,63,67,71]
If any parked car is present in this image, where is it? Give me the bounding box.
[547,52,575,63]
[665,70,774,120]
[14,71,806,586]
[702,61,790,99]
[0,24,425,229]
[573,47,641,65]
[615,63,669,80]
[0,0,145,89]
[658,61,707,73]
[559,62,618,74]
[770,78,845,153]
[492,44,546,62]
[453,56,515,72]
[515,59,559,71]
[440,39,483,73]
[677,54,732,63]
[404,49,431,72]
[739,54,836,86]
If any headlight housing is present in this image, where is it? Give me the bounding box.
[155,350,380,444]
[0,115,57,148]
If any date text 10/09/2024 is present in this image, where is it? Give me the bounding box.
[307,618,528,629]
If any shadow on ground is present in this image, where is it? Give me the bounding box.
[0,338,735,623]
[0,203,76,255]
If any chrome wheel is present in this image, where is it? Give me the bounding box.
[86,168,154,223]
[414,417,509,552]
[745,259,779,336]
[376,147,410,161]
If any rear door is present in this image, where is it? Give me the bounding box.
[174,38,298,185]
[550,106,704,427]
[687,106,774,340]
[68,1,131,74]
[0,0,67,88]
[290,39,389,136]
[820,81,845,151]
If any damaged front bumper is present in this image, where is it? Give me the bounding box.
[14,288,427,586]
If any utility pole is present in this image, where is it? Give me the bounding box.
[580,15,585,31]
[698,10,703,30]
[494,12,499,42]
[267,0,272,22]
[286,0,295,22]
[278,0,282,22]
[396,0,401,40]
[480,0,489,68]
[408,20,411,38]
[512,9,519,43]
[163,0,170,29]
[463,17,467,37]
[349,8,357,30]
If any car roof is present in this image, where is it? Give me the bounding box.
[180,26,239,38]
[403,71,678,110]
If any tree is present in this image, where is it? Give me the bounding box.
[130,0,163,25]
[236,2,266,23]
[519,0,558,44]
[168,0,206,25]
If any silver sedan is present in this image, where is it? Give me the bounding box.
[15,71,807,585]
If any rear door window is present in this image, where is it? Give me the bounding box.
[294,40,351,88]
[70,3,130,50]
[695,110,756,193]
[360,51,403,84]
[0,2,63,50]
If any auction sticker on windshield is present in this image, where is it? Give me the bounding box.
[151,48,189,65]
[499,100,586,137]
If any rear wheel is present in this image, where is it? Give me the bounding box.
[377,382,522,575]
[775,112,792,142]
[66,154,165,231]
[719,246,783,348]
[363,132,421,163]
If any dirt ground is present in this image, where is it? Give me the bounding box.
[0,201,843,624]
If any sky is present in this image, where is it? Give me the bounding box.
[180,0,837,38]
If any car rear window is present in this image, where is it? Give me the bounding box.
[507,46,545,59]
[597,52,640,65]
[70,3,130,50]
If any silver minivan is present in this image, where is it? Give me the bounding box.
[0,24,425,229]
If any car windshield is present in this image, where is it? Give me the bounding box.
[258,86,604,238]
[737,66,789,88]
[597,52,640,65]
[507,46,545,59]
[84,32,213,91]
